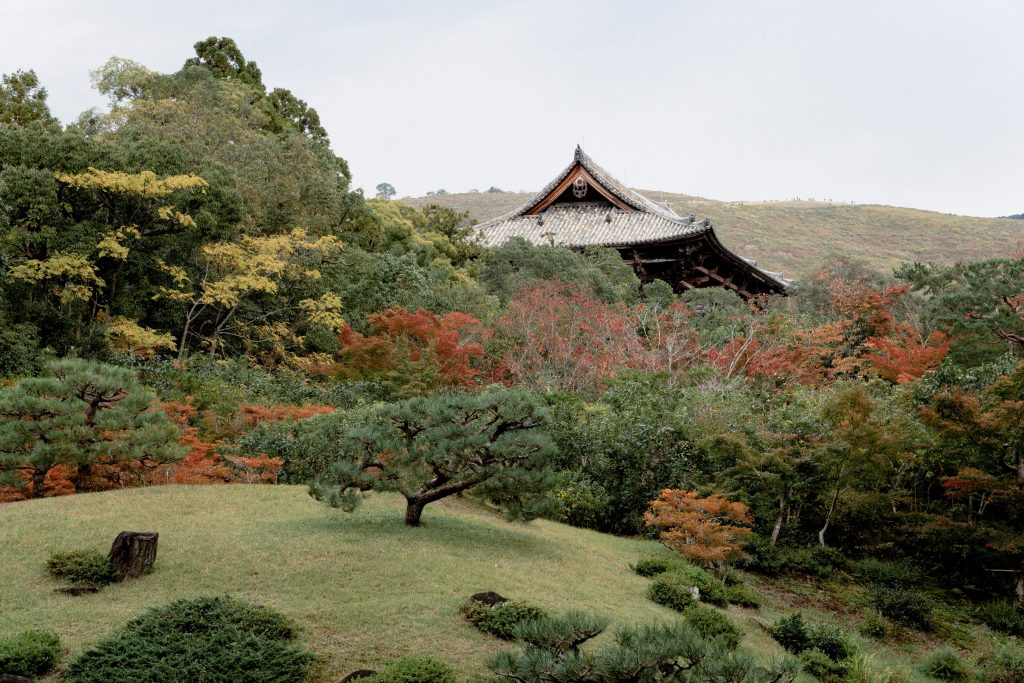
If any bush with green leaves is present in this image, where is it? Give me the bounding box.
[0,629,61,677]
[647,573,698,612]
[459,599,546,640]
[852,558,920,587]
[725,584,761,609]
[870,585,934,630]
[741,544,848,580]
[771,613,810,654]
[631,554,687,578]
[62,596,314,683]
[977,638,1024,683]
[917,647,972,681]
[683,605,741,650]
[858,611,892,640]
[669,565,729,607]
[771,612,854,665]
[487,609,799,683]
[976,600,1024,636]
[799,648,847,682]
[47,549,116,586]
[806,622,855,662]
[368,655,456,683]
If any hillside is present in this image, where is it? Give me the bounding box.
[0,485,989,681]
[402,191,1024,279]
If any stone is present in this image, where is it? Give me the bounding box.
[340,671,376,682]
[55,585,100,596]
[0,674,36,682]
[470,591,508,606]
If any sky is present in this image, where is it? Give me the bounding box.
[2,0,1023,217]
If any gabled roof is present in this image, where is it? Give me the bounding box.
[474,146,791,289]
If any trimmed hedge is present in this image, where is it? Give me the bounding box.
[683,605,741,650]
[368,656,456,683]
[459,600,546,640]
[630,555,687,577]
[47,549,116,586]
[0,629,61,677]
[647,573,697,612]
[62,596,314,683]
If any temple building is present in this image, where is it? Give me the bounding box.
[475,146,790,299]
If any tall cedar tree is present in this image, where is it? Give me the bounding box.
[0,359,185,497]
[309,389,556,526]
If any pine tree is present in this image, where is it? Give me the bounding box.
[308,389,556,526]
[0,359,185,497]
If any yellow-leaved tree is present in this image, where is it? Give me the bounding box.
[155,228,343,360]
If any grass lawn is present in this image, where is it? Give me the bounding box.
[1,484,682,680]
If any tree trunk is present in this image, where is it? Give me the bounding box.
[770,496,786,547]
[108,531,159,580]
[404,498,426,527]
[818,486,842,547]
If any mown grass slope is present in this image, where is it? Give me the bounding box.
[403,191,1024,280]
[0,485,673,680]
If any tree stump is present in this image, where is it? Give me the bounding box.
[108,531,158,580]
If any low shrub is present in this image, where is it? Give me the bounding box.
[852,557,920,587]
[771,613,810,654]
[683,606,741,650]
[47,549,116,586]
[0,629,61,677]
[918,647,972,682]
[368,655,457,683]
[724,584,761,609]
[976,600,1024,636]
[647,573,697,612]
[459,600,546,640]
[666,564,728,607]
[799,648,847,681]
[743,542,848,579]
[631,554,686,577]
[62,596,314,683]
[807,622,856,662]
[977,638,1024,683]
[554,472,610,530]
[871,585,934,630]
[858,611,892,640]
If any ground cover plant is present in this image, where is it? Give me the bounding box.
[0,628,61,678]
[459,598,546,640]
[62,595,314,683]
[47,549,116,586]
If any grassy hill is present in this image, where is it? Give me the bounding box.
[0,485,992,681]
[402,191,1024,280]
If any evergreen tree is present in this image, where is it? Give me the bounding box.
[309,389,556,526]
[0,359,185,497]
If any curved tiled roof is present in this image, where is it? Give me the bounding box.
[474,146,791,289]
[476,203,709,248]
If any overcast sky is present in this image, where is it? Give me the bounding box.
[3,0,1023,216]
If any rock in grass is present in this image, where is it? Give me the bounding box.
[470,591,508,606]
[55,585,99,596]
[340,671,376,682]
[0,674,36,683]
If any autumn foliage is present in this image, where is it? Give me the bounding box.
[644,489,753,565]
[333,307,485,395]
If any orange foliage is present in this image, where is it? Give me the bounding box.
[644,489,753,565]
[233,455,284,484]
[240,403,333,428]
[334,307,485,394]
[864,323,952,383]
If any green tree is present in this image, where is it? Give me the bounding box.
[0,358,185,497]
[309,389,556,526]
[375,182,396,200]
[0,70,59,128]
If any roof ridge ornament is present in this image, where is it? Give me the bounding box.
[574,145,584,162]
[572,176,588,198]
